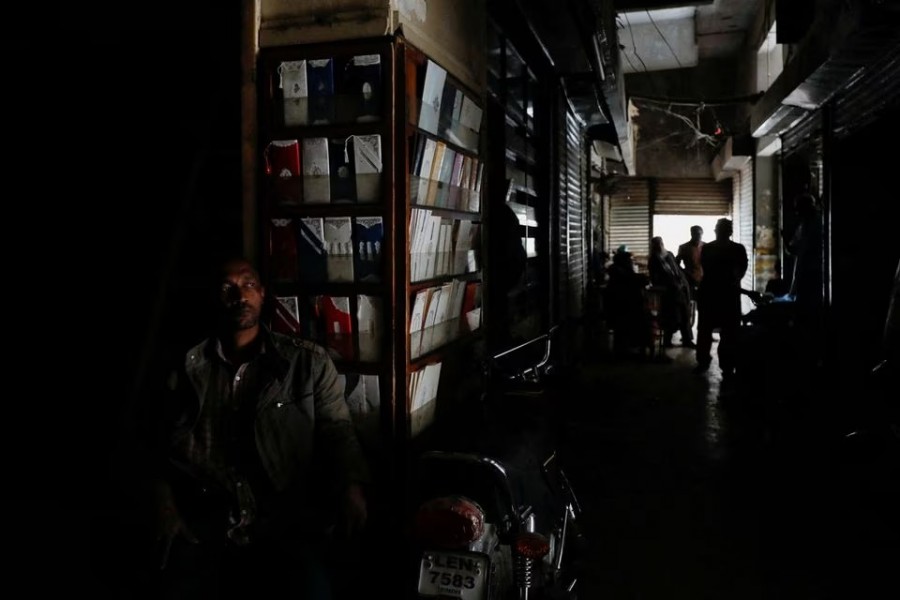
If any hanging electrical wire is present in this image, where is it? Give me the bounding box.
[638,102,720,147]
[640,129,693,149]
[615,9,749,152]
[627,92,765,107]
[622,12,652,75]
[622,49,639,74]
[645,10,683,69]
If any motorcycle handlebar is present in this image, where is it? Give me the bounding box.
[487,326,560,380]
[491,325,560,361]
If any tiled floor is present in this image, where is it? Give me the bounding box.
[553,342,899,599]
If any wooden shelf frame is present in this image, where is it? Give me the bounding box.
[257,34,487,472]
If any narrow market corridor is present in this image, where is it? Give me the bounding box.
[556,342,899,599]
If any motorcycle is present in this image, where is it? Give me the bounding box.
[408,330,585,600]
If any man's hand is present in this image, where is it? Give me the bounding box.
[742,289,763,304]
[157,502,198,543]
[154,481,198,569]
[338,483,368,538]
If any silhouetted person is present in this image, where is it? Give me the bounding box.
[676,225,704,289]
[144,257,369,599]
[783,193,824,368]
[695,219,748,377]
[606,247,650,356]
[649,236,694,348]
[493,186,528,346]
[593,249,611,285]
[785,193,823,306]
[677,225,704,328]
[764,259,790,298]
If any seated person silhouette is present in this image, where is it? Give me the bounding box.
[605,246,650,357]
[765,260,791,298]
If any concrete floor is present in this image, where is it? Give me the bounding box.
[554,342,899,599]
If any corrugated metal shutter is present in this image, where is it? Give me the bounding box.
[602,192,610,249]
[733,161,755,312]
[832,40,900,139]
[739,162,754,292]
[565,111,586,317]
[781,111,821,157]
[609,178,650,265]
[557,99,569,319]
[654,178,732,215]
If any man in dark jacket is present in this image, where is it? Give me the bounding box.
[677,225,704,329]
[676,225,705,290]
[149,257,369,598]
[695,219,748,377]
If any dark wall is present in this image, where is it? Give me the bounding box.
[830,108,900,388]
[755,154,779,290]
[55,2,242,594]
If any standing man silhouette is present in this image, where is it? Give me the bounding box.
[694,219,748,378]
[676,225,705,329]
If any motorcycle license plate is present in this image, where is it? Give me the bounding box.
[417,551,488,599]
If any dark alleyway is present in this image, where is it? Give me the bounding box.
[555,342,899,599]
[77,331,898,600]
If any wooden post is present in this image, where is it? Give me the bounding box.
[241,0,261,262]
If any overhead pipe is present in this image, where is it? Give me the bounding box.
[562,0,626,175]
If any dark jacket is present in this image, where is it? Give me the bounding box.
[156,328,369,504]
[699,239,748,323]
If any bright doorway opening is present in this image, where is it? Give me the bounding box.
[652,213,730,340]
[652,214,727,254]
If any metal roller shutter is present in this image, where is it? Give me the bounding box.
[732,161,755,311]
[602,191,610,251]
[557,99,569,319]
[739,162,754,292]
[832,41,900,140]
[781,111,821,158]
[565,111,587,317]
[556,102,588,320]
[654,178,732,215]
[609,178,650,266]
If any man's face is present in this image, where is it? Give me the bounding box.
[218,260,265,331]
[692,228,703,242]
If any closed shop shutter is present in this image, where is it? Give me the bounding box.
[654,178,732,215]
[557,99,569,320]
[609,178,650,266]
[602,191,610,250]
[732,161,755,311]
[781,110,821,158]
[556,103,587,320]
[565,111,587,317]
[832,42,900,140]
